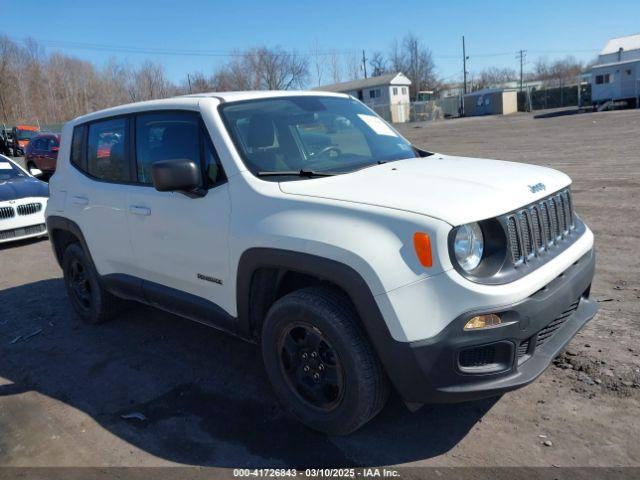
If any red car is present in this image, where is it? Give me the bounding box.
[24,133,60,176]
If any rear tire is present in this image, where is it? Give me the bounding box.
[261,286,389,435]
[62,243,128,324]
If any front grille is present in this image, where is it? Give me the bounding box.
[506,189,575,265]
[0,206,15,220]
[17,203,42,216]
[0,223,46,240]
[536,299,580,348]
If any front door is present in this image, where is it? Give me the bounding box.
[125,111,232,312]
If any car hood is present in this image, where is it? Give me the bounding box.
[0,177,49,202]
[279,155,571,226]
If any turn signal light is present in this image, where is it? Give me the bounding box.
[413,232,433,267]
[464,314,502,330]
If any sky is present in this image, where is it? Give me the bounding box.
[2,0,640,86]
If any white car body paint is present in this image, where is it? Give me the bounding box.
[46,91,594,343]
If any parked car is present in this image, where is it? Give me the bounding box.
[24,133,60,176]
[11,124,40,156]
[0,131,12,156]
[45,92,597,434]
[0,154,48,244]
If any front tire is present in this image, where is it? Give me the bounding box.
[62,243,127,324]
[261,286,389,435]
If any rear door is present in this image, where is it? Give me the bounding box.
[66,118,136,277]
[125,110,232,312]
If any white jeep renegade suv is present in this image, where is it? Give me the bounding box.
[45,91,597,434]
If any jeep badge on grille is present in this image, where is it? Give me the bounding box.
[528,183,546,193]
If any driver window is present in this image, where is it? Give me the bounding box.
[135,111,200,184]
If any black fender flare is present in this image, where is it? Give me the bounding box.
[46,215,93,268]
[235,248,421,398]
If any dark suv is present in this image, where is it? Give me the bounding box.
[24,133,60,176]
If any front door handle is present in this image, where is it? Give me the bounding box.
[71,195,89,206]
[129,205,151,216]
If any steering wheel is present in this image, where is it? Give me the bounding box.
[310,145,342,158]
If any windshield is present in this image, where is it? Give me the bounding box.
[219,96,417,177]
[0,159,26,180]
[16,129,39,141]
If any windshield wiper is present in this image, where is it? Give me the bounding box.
[257,169,337,178]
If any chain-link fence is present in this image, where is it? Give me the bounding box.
[366,96,463,125]
[517,84,592,111]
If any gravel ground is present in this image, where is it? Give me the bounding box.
[0,109,639,467]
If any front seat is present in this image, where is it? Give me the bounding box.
[246,114,278,171]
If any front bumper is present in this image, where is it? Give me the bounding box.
[384,248,597,403]
[0,198,48,244]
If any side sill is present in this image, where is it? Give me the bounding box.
[102,273,249,342]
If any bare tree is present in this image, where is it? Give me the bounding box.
[532,56,584,87]
[185,71,214,94]
[328,49,342,84]
[245,47,309,90]
[345,51,361,81]
[127,61,170,102]
[310,40,325,87]
[388,34,438,100]
[369,52,387,77]
[474,67,517,90]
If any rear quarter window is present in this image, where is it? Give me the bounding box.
[70,125,86,169]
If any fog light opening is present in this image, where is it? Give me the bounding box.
[464,314,502,331]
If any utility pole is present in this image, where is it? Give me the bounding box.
[187,73,192,94]
[362,50,368,79]
[516,49,527,92]
[461,36,469,117]
[462,36,468,94]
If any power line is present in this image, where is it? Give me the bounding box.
[7,36,359,58]
[8,35,601,60]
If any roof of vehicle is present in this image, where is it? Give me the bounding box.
[69,90,349,126]
[15,125,39,131]
[31,132,60,139]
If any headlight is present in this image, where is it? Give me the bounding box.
[453,222,484,271]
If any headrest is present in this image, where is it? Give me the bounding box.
[247,114,275,149]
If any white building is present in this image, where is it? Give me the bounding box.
[591,34,640,107]
[314,72,412,123]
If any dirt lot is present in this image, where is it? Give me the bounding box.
[1,109,639,468]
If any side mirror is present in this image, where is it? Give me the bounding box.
[151,158,204,197]
[30,168,43,177]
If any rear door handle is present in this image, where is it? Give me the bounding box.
[71,195,88,206]
[129,205,151,216]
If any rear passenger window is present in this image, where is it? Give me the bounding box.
[87,118,129,182]
[70,125,85,168]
